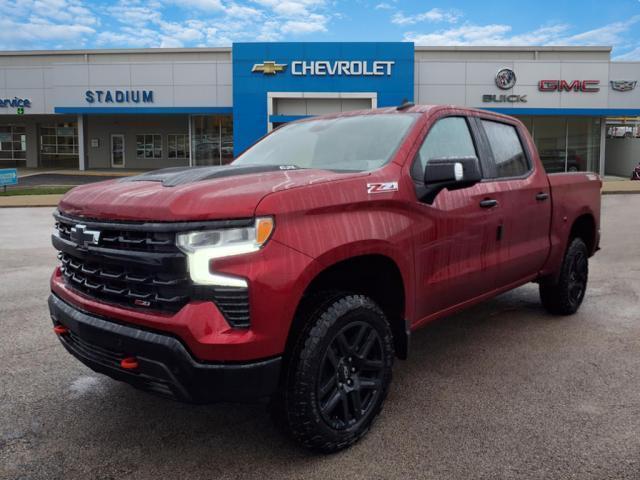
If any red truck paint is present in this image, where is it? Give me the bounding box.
[49,104,601,400]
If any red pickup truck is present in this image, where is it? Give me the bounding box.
[49,105,601,452]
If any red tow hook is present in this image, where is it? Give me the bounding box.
[120,357,139,370]
[53,325,69,335]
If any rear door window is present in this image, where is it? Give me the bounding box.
[482,120,530,178]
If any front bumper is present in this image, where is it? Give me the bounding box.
[48,294,282,403]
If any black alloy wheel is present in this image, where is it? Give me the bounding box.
[540,237,589,315]
[317,321,385,430]
[277,293,394,452]
[566,249,588,309]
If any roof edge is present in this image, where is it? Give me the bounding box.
[414,45,612,52]
[0,44,613,57]
[0,47,232,56]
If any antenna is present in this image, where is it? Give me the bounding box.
[397,99,415,110]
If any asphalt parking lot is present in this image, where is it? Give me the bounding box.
[1,196,639,480]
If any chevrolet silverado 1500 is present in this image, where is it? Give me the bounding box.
[49,104,601,452]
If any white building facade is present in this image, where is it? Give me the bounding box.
[0,43,638,175]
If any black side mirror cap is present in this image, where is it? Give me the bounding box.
[421,156,482,204]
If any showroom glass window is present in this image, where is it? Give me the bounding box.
[191,115,233,166]
[39,123,78,168]
[136,134,162,159]
[515,116,601,173]
[0,125,26,167]
[168,134,189,159]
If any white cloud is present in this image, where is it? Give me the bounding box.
[392,8,461,26]
[281,16,327,34]
[375,3,394,10]
[561,16,640,46]
[33,0,98,26]
[165,0,224,11]
[252,0,325,18]
[108,4,162,26]
[0,0,97,49]
[404,17,640,49]
[224,2,262,19]
[614,46,640,61]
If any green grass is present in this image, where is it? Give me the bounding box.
[0,186,74,196]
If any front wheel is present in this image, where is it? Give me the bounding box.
[279,294,394,453]
[539,237,589,315]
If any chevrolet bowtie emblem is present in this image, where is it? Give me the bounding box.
[70,224,101,249]
[252,61,287,75]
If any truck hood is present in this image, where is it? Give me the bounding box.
[58,164,368,221]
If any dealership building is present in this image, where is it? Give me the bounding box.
[0,42,639,176]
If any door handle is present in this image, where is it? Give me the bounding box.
[479,198,498,208]
[536,192,549,201]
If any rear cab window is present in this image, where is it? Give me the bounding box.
[481,120,530,178]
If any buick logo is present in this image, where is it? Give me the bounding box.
[70,224,101,249]
[495,68,517,90]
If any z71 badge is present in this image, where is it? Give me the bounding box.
[367,182,399,194]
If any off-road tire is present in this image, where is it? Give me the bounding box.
[539,237,589,315]
[278,293,394,453]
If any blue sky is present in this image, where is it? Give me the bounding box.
[1,0,639,59]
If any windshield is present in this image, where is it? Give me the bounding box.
[233,113,418,172]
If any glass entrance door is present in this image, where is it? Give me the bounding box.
[111,134,125,168]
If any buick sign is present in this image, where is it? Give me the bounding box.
[495,68,516,90]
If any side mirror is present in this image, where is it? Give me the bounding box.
[422,156,482,204]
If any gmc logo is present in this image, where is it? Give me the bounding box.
[538,80,600,92]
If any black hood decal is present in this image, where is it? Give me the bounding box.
[119,164,300,187]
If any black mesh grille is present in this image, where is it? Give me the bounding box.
[59,252,190,312]
[53,211,252,327]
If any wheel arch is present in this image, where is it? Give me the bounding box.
[285,253,410,361]
[569,212,597,256]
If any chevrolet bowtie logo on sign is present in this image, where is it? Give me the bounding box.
[610,80,637,92]
[252,61,287,75]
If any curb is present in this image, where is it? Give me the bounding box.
[0,194,64,208]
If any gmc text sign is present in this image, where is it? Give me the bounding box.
[538,80,600,92]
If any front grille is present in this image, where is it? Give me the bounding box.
[53,211,252,327]
[55,218,177,253]
[59,252,190,312]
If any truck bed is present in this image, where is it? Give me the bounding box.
[542,172,602,277]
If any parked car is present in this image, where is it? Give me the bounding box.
[539,149,582,173]
[49,105,601,452]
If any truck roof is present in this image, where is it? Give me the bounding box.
[289,104,520,124]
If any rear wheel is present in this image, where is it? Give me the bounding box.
[279,294,394,452]
[539,237,589,315]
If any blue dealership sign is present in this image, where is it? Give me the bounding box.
[232,42,415,154]
[0,168,18,187]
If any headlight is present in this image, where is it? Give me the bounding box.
[176,217,274,287]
